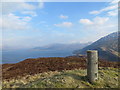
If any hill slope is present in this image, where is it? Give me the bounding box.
[2,57,119,88]
[2,57,118,80]
[2,67,119,88]
[74,32,120,61]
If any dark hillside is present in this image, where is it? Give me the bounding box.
[74,32,120,61]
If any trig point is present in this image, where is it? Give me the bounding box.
[87,50,98,83]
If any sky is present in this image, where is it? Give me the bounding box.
[0,0,118,50]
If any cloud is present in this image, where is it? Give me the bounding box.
[79,16,117,35]
[79,17,109,25]
[1,13,31,30]
[1,2,45,31]
[54,22,73,28]
[38,2,44,9]
[90,4,118,15]
[110,0,119,4]
[22,16,32,22]
[2,2,36,15]
[89,11,100,15]
[79,19,93,25]
[89,0,118,16]
[107,10,118,16]
[93,17,109,25]
[21,11,37,17]
[60,14,68,19]
[79,16,117,42]
[101,4,118,11]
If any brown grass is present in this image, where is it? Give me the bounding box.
[2,57,119,80]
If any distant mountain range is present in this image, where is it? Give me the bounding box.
[33,43,92,51]
[73,32,119,61]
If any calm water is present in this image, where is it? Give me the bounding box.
[2,50,73,64]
